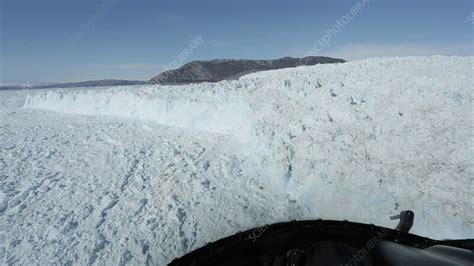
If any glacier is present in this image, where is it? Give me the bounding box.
[1,56,473,265]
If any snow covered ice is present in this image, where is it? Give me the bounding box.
[1,56,473,265]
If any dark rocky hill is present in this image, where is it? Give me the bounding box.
[149,56,345,84]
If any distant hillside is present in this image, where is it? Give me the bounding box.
[0,79,147,90]
[149,56,346,84]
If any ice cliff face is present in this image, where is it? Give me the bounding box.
[25,56,474,195]
[7,56,473,264]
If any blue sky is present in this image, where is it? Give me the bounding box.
[1,0,472,82]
